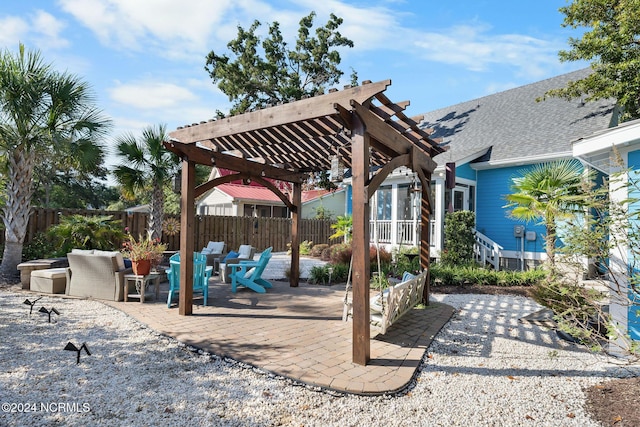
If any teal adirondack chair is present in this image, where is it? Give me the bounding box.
[166,252,212,307]
[228,247,273,293]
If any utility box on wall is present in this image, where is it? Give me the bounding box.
[525,231,536,241]
[513,225,524,238]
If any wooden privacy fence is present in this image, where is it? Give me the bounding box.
[6,208,336,253]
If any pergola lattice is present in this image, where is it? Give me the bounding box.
[165,79,444,365]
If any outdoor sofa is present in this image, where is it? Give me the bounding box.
[65,249,132,301]
[201,241,227,269]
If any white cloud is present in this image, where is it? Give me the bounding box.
[0,16,28,47]
[108,81,197,109]
[58,0,234,58]
[0,11,68,51]
[412,25,561,75]
[32,10,69,49]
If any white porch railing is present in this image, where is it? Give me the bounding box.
[473,229,503,270]
[369,220,432,247]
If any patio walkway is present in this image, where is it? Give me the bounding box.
[106,270,454,395]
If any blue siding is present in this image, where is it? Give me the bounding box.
[475,166,546,253]
[628,150,640,339]
[455,162,476,181]
[346,185,352,215]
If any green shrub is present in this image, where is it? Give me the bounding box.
[370,272,390,289]
[441,210,476,266]
[308,265,330,284]
[22,232,57,261]
[394,247,420,274]
[430,262,547,288]
[308,262,350,285]
[301,240,313,255]
[329,262,349,283]
[47,214,125,256]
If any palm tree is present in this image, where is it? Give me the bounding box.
[0,44,110,276]
[113,124,178,240]
[504,159,588,267]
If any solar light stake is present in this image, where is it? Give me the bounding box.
[64,342,91,364]
[23,297,42,315]
[38,306,60,323]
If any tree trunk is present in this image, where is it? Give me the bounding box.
[0,148,35,277]
[546,220,557,268]
[148,181,164,240]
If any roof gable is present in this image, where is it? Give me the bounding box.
[421,68,618,167]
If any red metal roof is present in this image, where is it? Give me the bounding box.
[217,184,335,204]
[217,184,283,203]
[301,189,331,203]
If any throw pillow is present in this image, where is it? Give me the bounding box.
[223,251,239,262]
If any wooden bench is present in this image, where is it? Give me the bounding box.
[370,270,427,334]
[343,270,428,334]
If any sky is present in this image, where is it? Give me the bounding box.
[0,0,587,180]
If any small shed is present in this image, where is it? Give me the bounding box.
[165,79,444,365]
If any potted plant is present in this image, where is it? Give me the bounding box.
[121,228,167,275]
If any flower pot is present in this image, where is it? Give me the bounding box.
[132,259,151,276]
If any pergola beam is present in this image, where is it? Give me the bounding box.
[169,80,391,143]
[164,140,306,183]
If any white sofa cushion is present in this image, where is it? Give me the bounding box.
[238,245,253,259]
[205,241,225,254]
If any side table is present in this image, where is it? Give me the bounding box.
[124,272,162,303]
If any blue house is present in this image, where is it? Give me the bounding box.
[572,118,640,353]
[344,68,619,269]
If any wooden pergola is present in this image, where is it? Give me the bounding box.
[165,79,444,365]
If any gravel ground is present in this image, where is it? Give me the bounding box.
[1,290,638,427]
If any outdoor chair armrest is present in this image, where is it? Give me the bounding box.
[229,260,259,268]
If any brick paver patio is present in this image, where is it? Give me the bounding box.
[106,275,454,395]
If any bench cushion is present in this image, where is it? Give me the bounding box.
[31,268,67,294]
[32,267,67,279]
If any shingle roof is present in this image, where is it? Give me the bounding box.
[420,68,618,167]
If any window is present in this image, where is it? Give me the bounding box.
[375,186,393,220]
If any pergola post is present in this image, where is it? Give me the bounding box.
[420,177,432,305]
[351,112,371,365]
[290,181,301,287]
[179,158,195,315]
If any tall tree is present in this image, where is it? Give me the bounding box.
[504,160,587,268]
[32,133,108,208]
[205,11,357,115]
[0,44,110,276]
[542,0,640,121]
[113,124,178,240]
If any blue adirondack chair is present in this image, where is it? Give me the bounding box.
[166,252,212,307]
[228,247,273,293]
